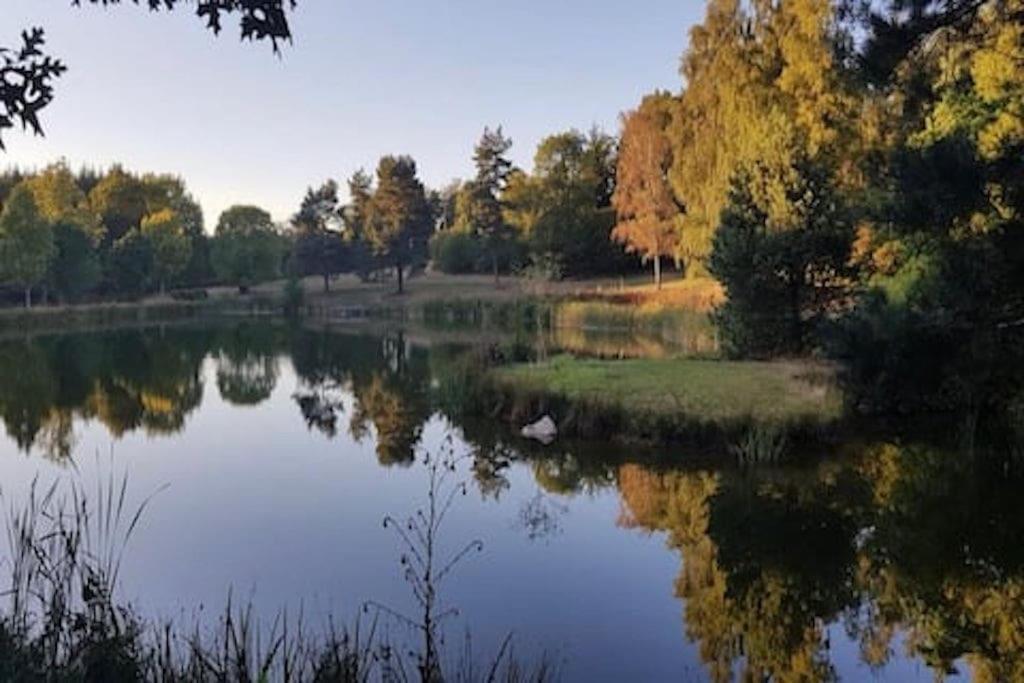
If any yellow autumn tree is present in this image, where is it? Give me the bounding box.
[612,92,681,287]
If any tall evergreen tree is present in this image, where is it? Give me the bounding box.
[364,156,433,294]
[292,180,347,292]
[460,126,515,283]
[710,156,853,357]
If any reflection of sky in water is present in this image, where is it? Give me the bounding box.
[0,342,957,681]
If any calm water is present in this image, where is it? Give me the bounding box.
[0,322,1020,681]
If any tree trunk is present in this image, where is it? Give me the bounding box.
[397,261,404,294]
[24,287,31,310]
[653,256,662,290]
[323,272,330,293]
[493,252,500,287]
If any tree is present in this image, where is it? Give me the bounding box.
[462,126,515,284]
[89,166,147,246]
[507,129,625,277]
[142,174,210,285]
[341,169,381,281]
[668,0,855,273]
[0,184,55,308]
[3,1,295,149]
[50,222,102,302]
[612,93,681,288]
[109,230,153,296]
[24,162,104,302]
[709,156,853,357]
[364,156,433,294]
[292,180,348,292]
[860,0,994,85]
[141,209,191,294]
[24,162,99,229]
[211,205,282,292]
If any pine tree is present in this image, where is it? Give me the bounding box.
[363,156,433,294]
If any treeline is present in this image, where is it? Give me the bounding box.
[292,126,631,293]
[0,135,634,310]
[429,126,629,280]
[603,0,1024,416]
[0,163,291,306]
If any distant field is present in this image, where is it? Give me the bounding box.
[494,355,842,426]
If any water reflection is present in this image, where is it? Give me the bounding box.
[0,322,1021,680]
[618,445,1024,682]
[0,328,212,457]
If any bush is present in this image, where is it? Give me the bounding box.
[430,231,527,275]
[430,231,481,274]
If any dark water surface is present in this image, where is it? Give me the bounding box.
[0,322,1020,681]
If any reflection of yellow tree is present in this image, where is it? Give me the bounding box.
[350,374,429,467]
[86,375,202,437]
[36,408,76,462]
[618,465,844,683]
[854,442,1024,682]
[618,466,735,681]
[85,379,143,437]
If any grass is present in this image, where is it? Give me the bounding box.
[490,356,842,444]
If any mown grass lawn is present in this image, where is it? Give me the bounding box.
[494,355,843,425]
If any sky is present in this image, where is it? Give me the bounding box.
[5,1,703,227]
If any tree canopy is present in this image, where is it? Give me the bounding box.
[612,93,680,288]
[211,204,282,292]
[0,184,55,307]
[363,156,433,294]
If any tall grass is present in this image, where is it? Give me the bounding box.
[548,302,718,358]
[0,465,557,682]
[729,425,791,465]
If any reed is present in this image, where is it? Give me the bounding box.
[0,464,556,682]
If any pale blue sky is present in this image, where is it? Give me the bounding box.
[5,1,701,226]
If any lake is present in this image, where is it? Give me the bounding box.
[0,321,1019,681]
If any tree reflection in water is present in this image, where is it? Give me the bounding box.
[617,440,1024,682]
[0,322,1022,680]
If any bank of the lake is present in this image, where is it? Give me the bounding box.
[0,295,284,336]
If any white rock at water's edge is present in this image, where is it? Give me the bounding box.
[521,416,557,444]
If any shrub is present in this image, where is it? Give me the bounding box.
[430,231,481,274]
